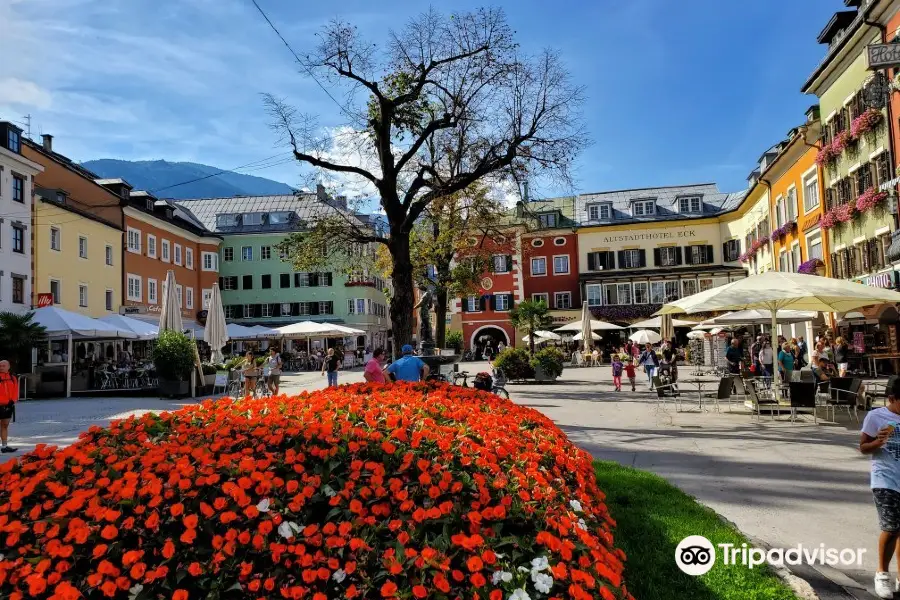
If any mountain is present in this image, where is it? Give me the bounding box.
[81,159,296,199]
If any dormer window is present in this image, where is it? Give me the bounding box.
[216,214,240,228]
[55,192,66,204]
[146,199,154,211]
[678,196,702,213]
[537,213,557,228]
[121,188,129,200]
[243,213,264,226]
[7,128,20,153]
[588,204,611,221]
[632,200,655,217]
[269,211,291,225]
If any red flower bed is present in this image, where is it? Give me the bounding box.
[0,384,632,600]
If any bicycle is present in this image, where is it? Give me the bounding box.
[254,375,272,398]
[452,371,471,387]
[490,368,510,399]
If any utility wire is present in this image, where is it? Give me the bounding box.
[149,152,293,194]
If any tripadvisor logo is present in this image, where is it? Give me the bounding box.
[675,536,716,576]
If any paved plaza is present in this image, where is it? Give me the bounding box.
[2,363,886,598]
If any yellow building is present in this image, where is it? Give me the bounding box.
[25,136,124,317]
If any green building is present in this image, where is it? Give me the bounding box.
[175,192,389,350]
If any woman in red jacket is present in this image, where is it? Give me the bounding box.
[0,361,18,453]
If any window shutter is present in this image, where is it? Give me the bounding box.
[639,249,647,267]
[683,246,693,265]
[479,295,487,311]
[489,295,497,311]
[218,277,224,288]
[310,302,320,315]
[587,252,597,271]
[461,297,468,312]
[310,273,320,287]
[722,242,729,262]
[706,245,714,264]
[505,255,513,272]
[253,304,262,318]
[603,252,614,270]
[653,248,661,266]
[675,247,683,265]
[273,303,282,318]
[617,250,626,268]
[505,294,514,310]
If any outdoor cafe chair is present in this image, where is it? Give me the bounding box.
[731,377,751,412]
[748,380,780,422]
[701,376,733,413]
[652,375,680,412]
[864,375,898,409]
[827,377,862,423]
[788,381,818,424]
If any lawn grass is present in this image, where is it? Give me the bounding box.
[594,460,798,600]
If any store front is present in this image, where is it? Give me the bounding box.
[838,270,900,375]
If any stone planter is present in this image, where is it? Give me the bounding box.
[203,374,216,386]
[159,379,190,398]
[534,365,558,382]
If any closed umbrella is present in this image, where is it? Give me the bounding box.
[629,329,662,345]
[158,270,184,333]
[657,271,900,400]
[204,283,228,363]
[580,302,593,353]
[659,314,674,343]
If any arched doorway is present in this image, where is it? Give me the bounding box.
[470,326,510,355]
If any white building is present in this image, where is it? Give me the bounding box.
[0,122,43,313]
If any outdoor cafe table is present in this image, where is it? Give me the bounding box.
[678,378,716,411]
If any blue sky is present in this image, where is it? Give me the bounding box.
[1,0,845,196]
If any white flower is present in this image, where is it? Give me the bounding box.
[323,485,336,498]
[278,520,299,539]
[256,498,271,513]
[128,584,144,600]
[518,566,531,573]
[531,572,553,594]
[569,499,583,513]
[332,569,347,583]
[509,589,531,600]
[577,518,587,531]
[530,557,549,573]
[493,570,513,585]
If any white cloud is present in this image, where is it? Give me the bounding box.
[0,78,53,109]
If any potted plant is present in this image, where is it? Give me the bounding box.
[445,330,463,353]
[152,330,196,397]
[0,311,47,374]
[531,347,565,382]
[201,363,218,387]
[493,347,534,381]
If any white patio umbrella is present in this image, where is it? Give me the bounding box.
[629,329,662,345]
[708,309,818,326]
[573,331,601,341]
[203,283,228,363]
[556,318,623,332]
[686,330,706,340]
[98,314,158,340]
[658,271,900,400]
[226,323,261,340]
[629,316,697,329]
[158,270,184,333]
[522,334,552,344]
[534,330,561,340]
[275,321,345,337]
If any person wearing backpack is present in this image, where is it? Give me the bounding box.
[611,354,624,392]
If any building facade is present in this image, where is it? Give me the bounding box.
[117,188,221,326]
[175,194,390,349]
[575,184,748,322]
[22,135,123,317]
[803,1,898,289]
[0,122,43,313]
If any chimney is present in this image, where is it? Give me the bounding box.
[42,134,53,152]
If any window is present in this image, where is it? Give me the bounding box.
[50,279,61,304]
[632,200,655,216]
[186,287,194,309]
[242,275,253,290]
[531,239,544,247]
[127,275,142,301]
[678,196,702,213]
[295,272,310,287]
[243,305,253,319]
[633,282,649,304]
[532,293,549,305]
[261,246,272,260]
[495,294,510,311]
[319,301,333,315]
[650,281,665,304]
[280,274,290,288]
[779,250,790,272]
[223,247,234,262]
[658,247,679,267]
[78,236,87,258]
[221,276,238,290]
[259,303,272,318]
[217,214,239,229]
[147,235,157,258]
[493,255,511,273]
[8,129,20,153]
[127,228,141,253]
[50,227,60,251]
[270,212,291,225]
[356,299,366,315]
[202,252,217,271]
[554,292,572,309]
[175,284,183,308]
[105,289,113,311]
[586,284,602,306]
[588,204,611,221]
[774,196,784,228]
[241,246,253,261]
[280,303,291,316]
[12,226,24,254]
[262,274,272,289]
[785,186,797,222]
[77,284,87,307]
[148,279,158,304]
[803,172,819,212]
[807,231,823,261]
[224,306,235,319]
[161,240,170,262]
[174,244,182,265]
[347,299,356,315]
[466,296,479,312]
[682,279,698,297]
[243,213,263,226]
[664,280,680,302]
[531,257,547,276]
[588,251,616,271]
[105,245,114,266]
[537,213,557,228]
[12,175,24,203]
[619,249,643,269]
[687,245,713,265]
[723,239,741,262]
[185,248,194,269]
[11,276,24,305]
[791,244,802,273]
[202,289,212,309]
[553,255,569,274]
[603,283,632,305]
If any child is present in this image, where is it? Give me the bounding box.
[611,354,624,392]
[624,359,637,392]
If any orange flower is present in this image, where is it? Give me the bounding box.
[380,581,398,597]
[172,591,189,600]
[99,525,118,540]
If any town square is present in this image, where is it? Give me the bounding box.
[7,1,900,599]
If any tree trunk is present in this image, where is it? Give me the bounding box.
[388,232,414,357]
[434,286,448,349]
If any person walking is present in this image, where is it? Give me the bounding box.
[0,361,18,453]
[859,378,900,598]
[321,347,341,387]
[266,346,283,395]
[638,344,659,389]
[364,348,388,383]
[750,336,763,375]
[725,338,743,375]
[759,339,774,379]
[798,336,808,367]
[611,354,624,392]
[835,336,850,377]
[624,359,637,391]
[387,345,430,382]
[778,342,795,383]
[240,351,260,397]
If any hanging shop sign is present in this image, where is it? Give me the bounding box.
[853,270,898,290]
[37,293,53,308]
[868,44,900,70]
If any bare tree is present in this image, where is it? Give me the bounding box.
[266,7,585,348]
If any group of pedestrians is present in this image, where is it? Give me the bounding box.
[609,340,682,392]
[360,345,430,385]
